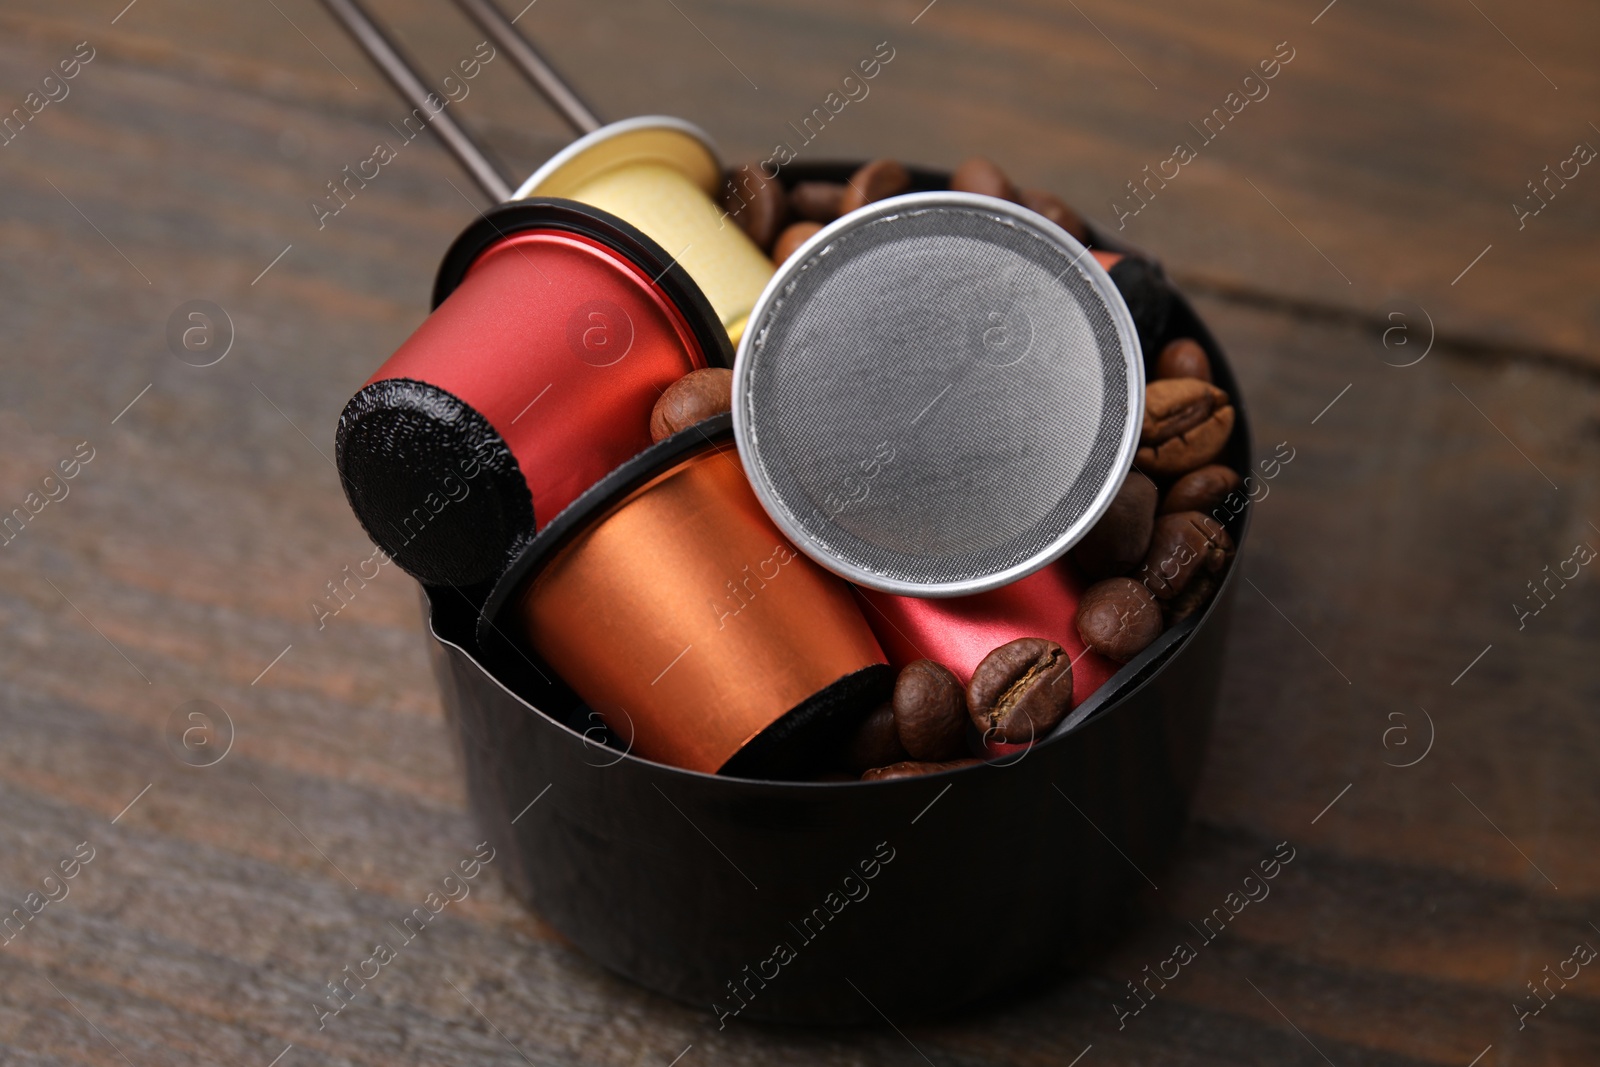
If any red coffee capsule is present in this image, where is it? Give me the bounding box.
[336,199,732,588]
[856,561,1118,710]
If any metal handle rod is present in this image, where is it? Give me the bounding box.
[318,0,514,202]
[450,0,603,136]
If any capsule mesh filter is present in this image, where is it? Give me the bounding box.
[733,193,1144,597]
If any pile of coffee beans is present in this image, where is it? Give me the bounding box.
[724,154,1179,374]
[722,154,1090,263]
[843,638,1076,781]
[1069,334,1239,665]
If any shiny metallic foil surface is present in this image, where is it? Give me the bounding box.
[515,441,887,773]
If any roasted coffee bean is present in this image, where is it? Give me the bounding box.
[649,368,733,442]
[1161,464,1241,516]
[1076,578,1164,663]
[1142,377,1226,441]
[1155,338,1211,382]
[1072,472,1157,579]
[967,638,1074,743]
[844,701,910,773]
[1163,569,1219,626]
[950,156,1019,201]
[1137,378,1235,476]
[861,759,982,782]
[892,659,968,760]
[1019,188,1090,243]
[1139,511,1234,599]
[772,221,822,264]
[838,159,911,215]
[1107,257,1172,356]
[1137,408,1234,476]
[790,181,847,222]
[720,165,788,253]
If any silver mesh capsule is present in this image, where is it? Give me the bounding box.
[732,192,1144,597]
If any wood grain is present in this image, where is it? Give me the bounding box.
[0,0,1596,1063]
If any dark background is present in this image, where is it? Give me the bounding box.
[1,0,1596,1063]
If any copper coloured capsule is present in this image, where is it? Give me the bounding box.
[485,416,890,778]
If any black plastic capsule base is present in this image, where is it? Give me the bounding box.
[719,664,894,780]
[336,378,533,589]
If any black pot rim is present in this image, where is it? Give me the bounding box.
[431,197,735,370]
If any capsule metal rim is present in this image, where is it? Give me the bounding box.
[511,115,723,201]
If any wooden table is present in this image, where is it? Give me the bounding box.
[2,0,1596,1063]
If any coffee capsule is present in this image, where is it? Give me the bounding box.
[855,561,1118,710]
[1093,250,1172,367]
[482,413,892,778]
[513,116,775,344]
[336,199,732,589]
[733,192,1145,598]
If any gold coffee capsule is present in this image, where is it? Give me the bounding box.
[513,116,775,344]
